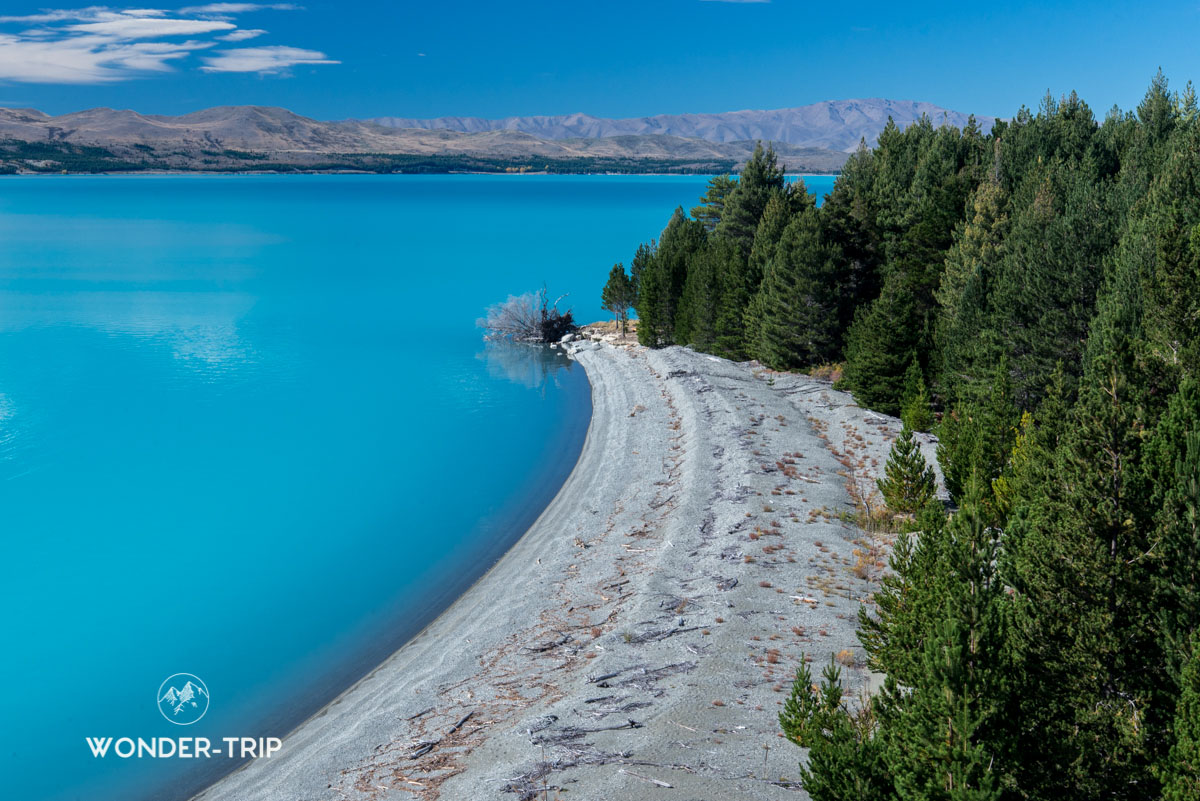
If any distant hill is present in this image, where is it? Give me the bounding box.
[0,99,995,175]
[0,105,849,174]
[370,98,997,153]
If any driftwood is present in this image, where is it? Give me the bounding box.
[529,718,643,746]
[523,632,573,653]
[627,625,702,645]
[619,768,673,788]
[405,706,434,721]
[406,709,476,760]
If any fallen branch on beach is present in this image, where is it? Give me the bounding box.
[405,709,477,759]
[619,768,674,788]
[522,633,573,653]
[628,625,703,645]
[529,718,643,746]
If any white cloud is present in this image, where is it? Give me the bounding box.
[0,31,210,83]
[200,44,336,73]
[68,17,234,36]
[178,3,298,13]
[0,4,332,83]
[217,27,265,41]
[0,8,170,23]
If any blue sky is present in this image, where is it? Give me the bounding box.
[0,1,1197,121]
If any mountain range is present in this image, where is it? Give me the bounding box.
[370,98,996,153]
[0,99,994,175]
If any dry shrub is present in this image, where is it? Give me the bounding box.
[808,363,844,383]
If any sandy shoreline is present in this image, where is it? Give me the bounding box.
[195,340,922,801]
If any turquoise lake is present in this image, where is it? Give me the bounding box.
[0,173,837,801]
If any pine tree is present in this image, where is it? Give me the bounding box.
[821,141,884,338]
[747,206,842,369]
[900,356,934,431]
[1161,635,1200,801]
[935,177,1008,398]
[1003,256,1161,799]
[674,242,720,350]
[690,173,738,232]
[628,241,652,301]
[936,360,1019,507]
[1119,120,1200,378]
[600,264,635,334]
[982,160,1114,408]
[780,659,892,801]
[634,246,668,347]
[877,425,936,516]
[717,142,787,253]
[841,275,922,414]
[710,236,754,359]
[634,209,706,347]
[749,185,808,283]
[858,499,950,684]
[878,618,1003,801]
[1144,378,1200,685]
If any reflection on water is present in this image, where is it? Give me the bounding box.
[0,290,258,374]
[477,340,579,391]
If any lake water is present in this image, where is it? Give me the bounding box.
[0,173,836,801]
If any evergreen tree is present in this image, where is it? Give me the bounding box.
[877,425,936,516]
[628,241,652,301]
[1161,635,1200,801]
[982,159,1115,408]
[674,241,721,349]
[935,177,1008,399]
[900,356,934,431]
[1003,257,1161,800]
[710,236,755,359]
[747,206,841,369]
[634,209,706,347]
[1119,119,1200,379]
[841,275,922,414]
[1144,378,1200,685]
[690,173,738,232]
[897,486,1013,796]
[859,499,950,684]
[600,263,635,334]
[821,141,884,337]
[780,659,892,801]
[878,618,1003,801]
[717,142,787,253]
[634,247,668,347]
[936,360,1019,508]
[748,185,809,283]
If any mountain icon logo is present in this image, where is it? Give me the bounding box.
[157,673,210,725]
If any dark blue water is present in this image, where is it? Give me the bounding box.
[0,173,836,801]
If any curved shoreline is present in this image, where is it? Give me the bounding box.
[196,341,908,800]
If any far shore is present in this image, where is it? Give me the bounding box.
[195,332,919,801]
[0,170,841,178]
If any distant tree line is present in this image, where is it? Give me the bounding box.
[606,71,1200,800]
[0,140,752,176]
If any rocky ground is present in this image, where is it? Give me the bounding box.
[196,336,938,801]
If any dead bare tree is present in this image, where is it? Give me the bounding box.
[479,286,577,343]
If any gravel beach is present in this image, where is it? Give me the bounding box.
[196,339,934,801]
